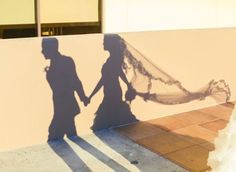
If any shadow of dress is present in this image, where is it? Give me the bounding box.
[91,57,138,131]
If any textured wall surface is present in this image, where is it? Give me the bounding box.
[0,28,236,151]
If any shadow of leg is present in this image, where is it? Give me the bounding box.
[48,139,92,172]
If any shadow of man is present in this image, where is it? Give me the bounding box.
[41,38,89,141]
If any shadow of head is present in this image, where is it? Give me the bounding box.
[41,37,59,60]
[103,34,126,52]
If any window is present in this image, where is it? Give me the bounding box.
[0,0,101,39]
[0,0,36,38]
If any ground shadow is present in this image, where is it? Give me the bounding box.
[68,136,132,172]
[111,121,216,172]
[112,103,235,172]
[48,140,92,172]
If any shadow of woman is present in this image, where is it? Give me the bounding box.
[41,38,89,141]
[89,34,138,131]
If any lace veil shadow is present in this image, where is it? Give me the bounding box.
[110,34,231,104]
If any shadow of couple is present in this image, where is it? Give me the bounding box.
[41,35,138,141]
[42,34,139,171]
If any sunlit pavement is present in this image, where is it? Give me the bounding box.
[116,102,235,172]
[0,129,187,172]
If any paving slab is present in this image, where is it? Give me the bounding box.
[173,125,217,144]
[136,132,194,155]
[198,105,233,121]
[165,145,210,172]
[0,129,188,172]
[200,119,228,132]
[116,122,166,141]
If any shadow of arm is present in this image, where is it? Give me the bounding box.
[89,77,103,101]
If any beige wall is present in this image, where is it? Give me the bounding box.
[0,28,236,151]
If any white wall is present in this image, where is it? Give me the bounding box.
[217,0,236,27]
[102,0,236,33]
